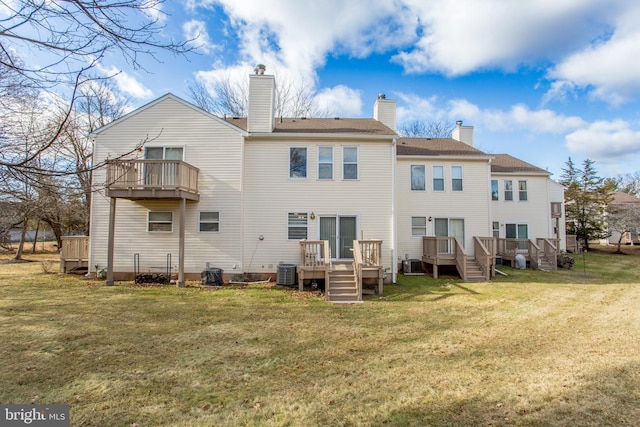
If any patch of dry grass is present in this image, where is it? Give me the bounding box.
[1,248,639,426]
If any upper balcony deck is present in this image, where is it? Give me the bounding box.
[106,159,199,201]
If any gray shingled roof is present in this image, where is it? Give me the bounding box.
[611,191,640,204]
[224,117,396,135]
[396,137,490,157]
[490,154,549,175]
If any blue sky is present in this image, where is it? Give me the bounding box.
[52,1,640,179]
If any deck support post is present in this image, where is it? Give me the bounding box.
[178,197,186,287]
[106,197,116,286]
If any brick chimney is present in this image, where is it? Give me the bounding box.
[452,120,474,146]
[374,94,396,132]
[248,67,275,133]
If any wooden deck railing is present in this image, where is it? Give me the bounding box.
[497,238,559,269]
[422,236,458,263]
[60,236,89,273]
[298,240,331,291]
[106,159,199,193]
[353,240,383,297]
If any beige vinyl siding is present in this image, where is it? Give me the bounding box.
[243,137,394,273]
[491,174,553,242]
[247,75,274,132]
[89,96,244,275]
[396,158,492,260]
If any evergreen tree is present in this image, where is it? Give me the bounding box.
[560,158,614,249]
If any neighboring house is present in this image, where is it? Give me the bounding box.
[489,154,566,250]
[604,191,640,246]
[88,72,564,300]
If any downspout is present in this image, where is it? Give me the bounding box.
[488,158,493,236]
[391,138,397,283]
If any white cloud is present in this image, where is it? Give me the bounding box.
[547,12,640,105]
[565,120,640,160]
[314,85,363,117]
[185,0,640,111]
[393,0,612,76]
[183,20,216,54]
[110,70,154,100]
[396,94,585,135]
[395,93,441,123]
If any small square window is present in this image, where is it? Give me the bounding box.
[148,211,172,232]
[199,212,220,232]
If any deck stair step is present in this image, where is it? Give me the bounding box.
[464,257,488,282]
[326,263,360,303]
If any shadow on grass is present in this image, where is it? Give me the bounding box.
[371,274,484,302]
[370,361,640,427]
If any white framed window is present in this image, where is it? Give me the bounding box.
[318,146,333,180]
[199,211,220,232]
[145,146,184,160]
[343,146,358,180]
[518,180,528,201]
[411,216,427,237]
[451,166,463,191]
[492,221,500,238]
[411,165,425,191]
[289,147,307,178]
[433,166,444,191]
[504,180,513,201]
[288,212,308,240]
[491,180,499,201]
[148,211,173,232]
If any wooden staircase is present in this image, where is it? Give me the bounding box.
[326,262,361,303]
[464,257,489,282]
[536,257,556,271]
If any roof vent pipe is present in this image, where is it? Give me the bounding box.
[254,64,266,75]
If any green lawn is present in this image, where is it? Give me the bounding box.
[1,248,639,426]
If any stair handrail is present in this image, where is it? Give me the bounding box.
[454,237,467,280]
[473,237,493,280]
[536,238,558,270]
[352,240,363,302]
[528,239,541,269]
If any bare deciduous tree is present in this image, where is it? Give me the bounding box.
[188,72,323,118]
[398,120,454,138]
[1,0,192,173]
